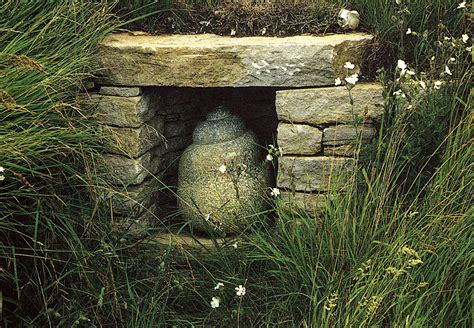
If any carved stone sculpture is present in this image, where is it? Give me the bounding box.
[177,106,269,234]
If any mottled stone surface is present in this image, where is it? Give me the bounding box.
[94,33,373,87]
[100,148,163,185]
[81,93,158,127]
[277,156,353,192]
[99,86,141,97]
[101,178,158,215]
[276,83,384,125]
[178,107,269,233]
[324,144,357,157]
[279,191,326,212]
[102,115,165,157]
[323,124,375,146]
[277,122,322,155]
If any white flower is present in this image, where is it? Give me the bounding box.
[397,59,407,74]
[337,9,360,30]
[235,285,246,296]
[230,29,236,36]
[335,77,342,86]
[270,187,280,197]
[0,167,4,173]
[344,62,355,69]
[396,0,402,4]
[449,57,456,63]
[0,175,4,181]
[467,47,472,52]
[393,89,403,96]
[457,2,466,9]
[462,34,469,43]
[344,74,358,85]
[431,56,435,61]
[406,28,413,35]
[232,242,238,248]
[434,80,443,90]
[218,164,227,174]
[445,65,452,76]
[419,80,427,89]
[214,282,224,290]
[266,154,273,162]
[211,297,220,308]
[407,70,416,76]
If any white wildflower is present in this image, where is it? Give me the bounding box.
[335,77,342,86]
[337,9,360,30]
[266,154,273,162]
[395,0,402,4]
[270,187,280,197]
[0,166,5,181]
[462,34,469,43]
[230,29,236,36]
[210,297,220,308]
[449,57,456,63]
[419,80,427,89]
[214,282,224,290]
[457,2,466,9]
[407,70,415,76]
[235,285,246,296]
[218,164,227,174]
[393,89,403,96]
[445,65,452,76]
[232,242,238,249]
[397,59,407,74]
[406,28,413,35]
[344,62,355,69]
[467,46,472,52]
[344,74,359,85]
[434,80,443,89]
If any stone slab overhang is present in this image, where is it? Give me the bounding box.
[94,33,374,88]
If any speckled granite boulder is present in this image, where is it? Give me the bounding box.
[177,106,269,234]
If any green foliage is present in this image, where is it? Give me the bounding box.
[1,0,472,326]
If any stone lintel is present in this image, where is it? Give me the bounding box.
[276,83,384,125]
[99,86,142,97]
[94,33,374,87]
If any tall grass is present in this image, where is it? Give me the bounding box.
[1,0,471,326]
[0,0,117,325]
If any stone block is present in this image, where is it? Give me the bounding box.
[99,86,141,97]
[102,115,165,157]
[323,124,375,146]
[99,147,164,185]
[94,33,374,87]
[101,178,159,216]
[277,156,354,192]
[279,191,326,212]
[81,93,158,127]
[277,122,322,155]
[324,145,357,157]
[276,83,384,125]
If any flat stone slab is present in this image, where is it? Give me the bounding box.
[95,33,374,87]
[278,156,354,192]
[323,124,375,146]
[276,83,384,125]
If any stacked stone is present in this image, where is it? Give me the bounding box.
[82,87,209,228]
[276,83,384,212]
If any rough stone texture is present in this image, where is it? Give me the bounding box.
[279,191,326,212]
[100,147,164,185]
[277,156,353,192]
[99,86,141,97]
[81,93,158,127]
[277,122,322,155]
[324,144,357,157]
[276,83,384,125]
[101,178,159,216]
[178,107,269,233]
[94,33,373,87]
[323,124,375,146]
[102,115,165,157]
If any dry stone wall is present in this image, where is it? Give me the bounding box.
[83,32,384,229]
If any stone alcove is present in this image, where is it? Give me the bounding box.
[83,33,384,230]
